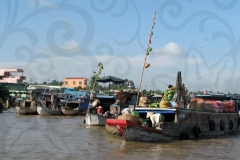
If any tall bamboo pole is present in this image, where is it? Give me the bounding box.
[134,10,157,111]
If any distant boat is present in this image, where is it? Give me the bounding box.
[37,93,64,116]
[37,106,64,116]
[16,99,40,115]
[61,101,81,116]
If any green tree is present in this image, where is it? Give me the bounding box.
[74,86,83,91]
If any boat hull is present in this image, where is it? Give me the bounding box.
[106,109,240,142]
[37,106,64,116]
[16,106,38,115]
[106,119,171,142]
[61,107,82,116]
[162,110,240,139]
[85,114,106,126]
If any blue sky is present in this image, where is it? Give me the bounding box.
[1,0,240,93]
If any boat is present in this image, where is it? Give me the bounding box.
[37,106,64,116]
[61,101,81,116]
[85,95,116,126]
[106,94,240,142]
[37,93,64,116]
[15,98,42,115]
[105,91,141,136]
[108,11,240,142]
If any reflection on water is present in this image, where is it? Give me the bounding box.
[1,108,240,160]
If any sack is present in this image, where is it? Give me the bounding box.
[118,114,139,124]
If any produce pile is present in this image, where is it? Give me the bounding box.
[160,86,175,108]
[148,102,160,108]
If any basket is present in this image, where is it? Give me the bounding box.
[118,114,139,124]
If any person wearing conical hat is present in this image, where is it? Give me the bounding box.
[97,106,103,114]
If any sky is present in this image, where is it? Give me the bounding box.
[1,0,240,93]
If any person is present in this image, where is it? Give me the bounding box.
[204,90,209,95]
[139,93,148,107]
[0,97,3,112]
[168,84,173,89]
[51,93,54,109]
[41,98,46,106]
[5,98,9,109]
[92,97,100,108]
[52,93,60,111]
[97,106,103,115]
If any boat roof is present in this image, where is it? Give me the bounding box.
[96,95,115,99]
[134,107,176,114]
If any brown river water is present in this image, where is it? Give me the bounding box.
[1,108,240,160]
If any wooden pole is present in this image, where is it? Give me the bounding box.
[134,10,157,111]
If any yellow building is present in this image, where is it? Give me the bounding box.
[63,77,87,89]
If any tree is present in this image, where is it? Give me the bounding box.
[90,62,104,94]
[74,86,83,91]
[42,80,63,86]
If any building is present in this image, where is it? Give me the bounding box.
[0,68,27,100]
[63,77,87,89]
[0,68,26,83]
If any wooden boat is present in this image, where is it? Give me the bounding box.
[61,101,81,116]
[106,12,240,142]
[106,94,240,142]
[85,95,116,126]
[37,93,64,116]
[15,100,39,115]
[37,105,64,116]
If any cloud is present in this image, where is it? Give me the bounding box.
[61,41,81,53]
[154,42,184,56]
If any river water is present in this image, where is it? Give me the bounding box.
[1,108,240,160]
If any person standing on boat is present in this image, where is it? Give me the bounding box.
[53,94,60,111]
[203,90,209,95]
[51,93,54,109]
[139,93,148,107]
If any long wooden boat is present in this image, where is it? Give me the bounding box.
[106,94,240,142]
[15,100,39,115]
[37,106,64,116]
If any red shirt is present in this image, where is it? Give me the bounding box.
[97,108,103,114]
